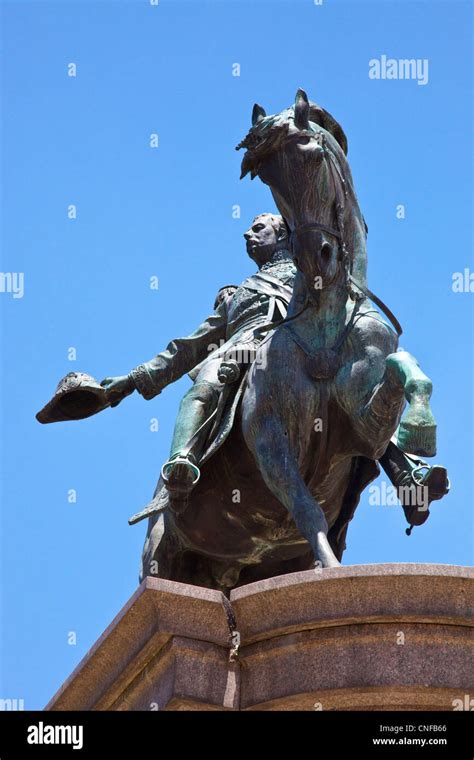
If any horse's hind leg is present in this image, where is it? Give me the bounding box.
[139,512,182,582]
[140,511,199,585]
[140,513,242,590]
[244,419,340,568]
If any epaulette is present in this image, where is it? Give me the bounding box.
[214,284,238,310]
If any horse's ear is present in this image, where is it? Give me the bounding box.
[294,88,310,129]
[252,103,266,126]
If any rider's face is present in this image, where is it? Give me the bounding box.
[244,218,278,262]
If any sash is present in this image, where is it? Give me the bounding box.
[240,271,294,304]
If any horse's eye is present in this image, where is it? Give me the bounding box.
[321,243,332,262]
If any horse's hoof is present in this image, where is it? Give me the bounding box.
[397,398,437,457]
[314,533,342,569]
[313,558,341,571]
[314,562,341,570]
[396,421,437,458]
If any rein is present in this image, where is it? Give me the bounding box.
[286,130,403,338]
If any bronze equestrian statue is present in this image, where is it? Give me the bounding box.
[37,90,449,591]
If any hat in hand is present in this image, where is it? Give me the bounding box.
[36,372,109,424]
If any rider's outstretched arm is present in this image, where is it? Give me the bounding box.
[129,286,234,400]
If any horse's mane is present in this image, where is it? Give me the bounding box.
[316,119,368,281]
[307,101,348,155]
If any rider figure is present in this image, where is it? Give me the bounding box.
[101,214,448,524]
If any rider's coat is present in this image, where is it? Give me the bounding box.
[130,251,296,398]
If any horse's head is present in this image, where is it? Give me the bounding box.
[237,89,366,295]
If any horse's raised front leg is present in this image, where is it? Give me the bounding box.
[364,350,436,458]
[243,416,340,569]
[387,351,436,457]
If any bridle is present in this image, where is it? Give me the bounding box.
[283,129,403,337]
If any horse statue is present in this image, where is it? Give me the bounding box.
[133,89,439,589]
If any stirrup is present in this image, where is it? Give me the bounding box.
[161,456,201,487]
[410,464,450,499]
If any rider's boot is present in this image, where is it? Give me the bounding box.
[161,381,219,514]
[162,451,201,514]
[379,440,450,533]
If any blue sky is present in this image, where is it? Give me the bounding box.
[1,0,472,709]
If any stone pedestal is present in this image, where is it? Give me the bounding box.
[46,564,473,711]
